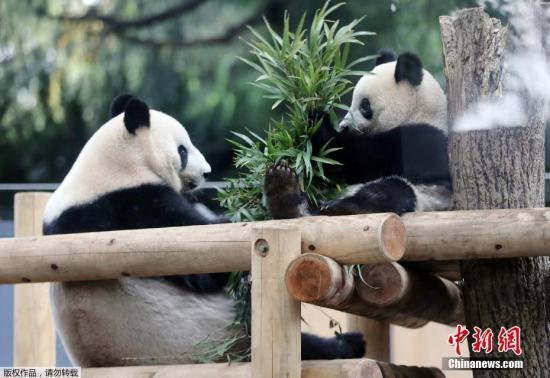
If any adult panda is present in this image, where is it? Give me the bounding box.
[265,51,452,219]
[43,95,365,366]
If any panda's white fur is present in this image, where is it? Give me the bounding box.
[44,110,210,224]
[340,61,447,135]
[51,277,237,365]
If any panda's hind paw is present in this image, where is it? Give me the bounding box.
[265,160,297,192]
[337,332,366,359]
[264,160,304,219]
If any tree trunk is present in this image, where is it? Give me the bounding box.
[440,7,549,377]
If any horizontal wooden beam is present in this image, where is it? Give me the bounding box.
[356,263,464,325]
[407,260,461,281]
[84,359,444,378]
[285,254,428,328]
[402,208,550,261]
[0,213,405,284]
[2,208,549,285]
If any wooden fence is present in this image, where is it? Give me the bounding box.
[2,192,549,377]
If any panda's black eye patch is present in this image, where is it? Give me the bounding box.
[359,98,373,120]
[178,145,188,169]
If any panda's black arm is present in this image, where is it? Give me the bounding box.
[320,123,451,186]
[140,185,232,292]
[308,110,394,183]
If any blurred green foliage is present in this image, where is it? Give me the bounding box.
[0,0,476,183]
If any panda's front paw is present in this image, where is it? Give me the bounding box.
[264,160,305,219]
[309,109,335,152]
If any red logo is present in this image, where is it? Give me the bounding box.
[448,325,522,356]
[497,326,522,356]
[472,326,494,353]
[448,324,470,356]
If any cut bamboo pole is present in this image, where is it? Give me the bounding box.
[402,208,550,260]
[0,213,405,284]
[251,226,301,378]
[13,192,56,366]
[83,359,444,378]
[356,263,464,325]
[285,254,428,328]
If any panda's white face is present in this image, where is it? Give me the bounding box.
[147,110,211,192]
[339,56,447,135]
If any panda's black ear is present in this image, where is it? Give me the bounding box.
[394,52,423,86]
[375,49,396,66]
[123,98,150,134]
[110,94,134,118]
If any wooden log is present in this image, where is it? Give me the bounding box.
[83,359,444,378]
[13,192,56,366]
[346,315,389,361]
[285,254,428,328]
[285,253,355,305]
[0,213,405,284]
[402,208,550,261]
[406,261,461,281]
[356,263,464,325]
[251,226,301,378]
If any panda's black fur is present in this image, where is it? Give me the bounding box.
[265,51,451,219]
[44,95,365,366]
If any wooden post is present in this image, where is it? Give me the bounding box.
[346,316,389,361]
[441,6,549,376]
[13,192,56,366]
[251,226,301,378]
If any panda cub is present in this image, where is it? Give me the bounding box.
[265,51,452,219]
[43,95,364,366]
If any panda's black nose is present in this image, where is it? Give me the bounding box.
[203,172,210,179]
[340,124,350,133]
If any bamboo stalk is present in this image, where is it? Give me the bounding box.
[0,213,405,284]
[83,359,444,378]
[285,254,428,328]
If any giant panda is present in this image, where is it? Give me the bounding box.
[264,51,452,219]
[43,94,365,366]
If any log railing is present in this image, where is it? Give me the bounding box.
[3,192,550,377]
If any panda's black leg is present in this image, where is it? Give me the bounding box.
[301,332,366,360]
[264,160,310,219]
[319,197,366,216]
[320,176,417,216]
